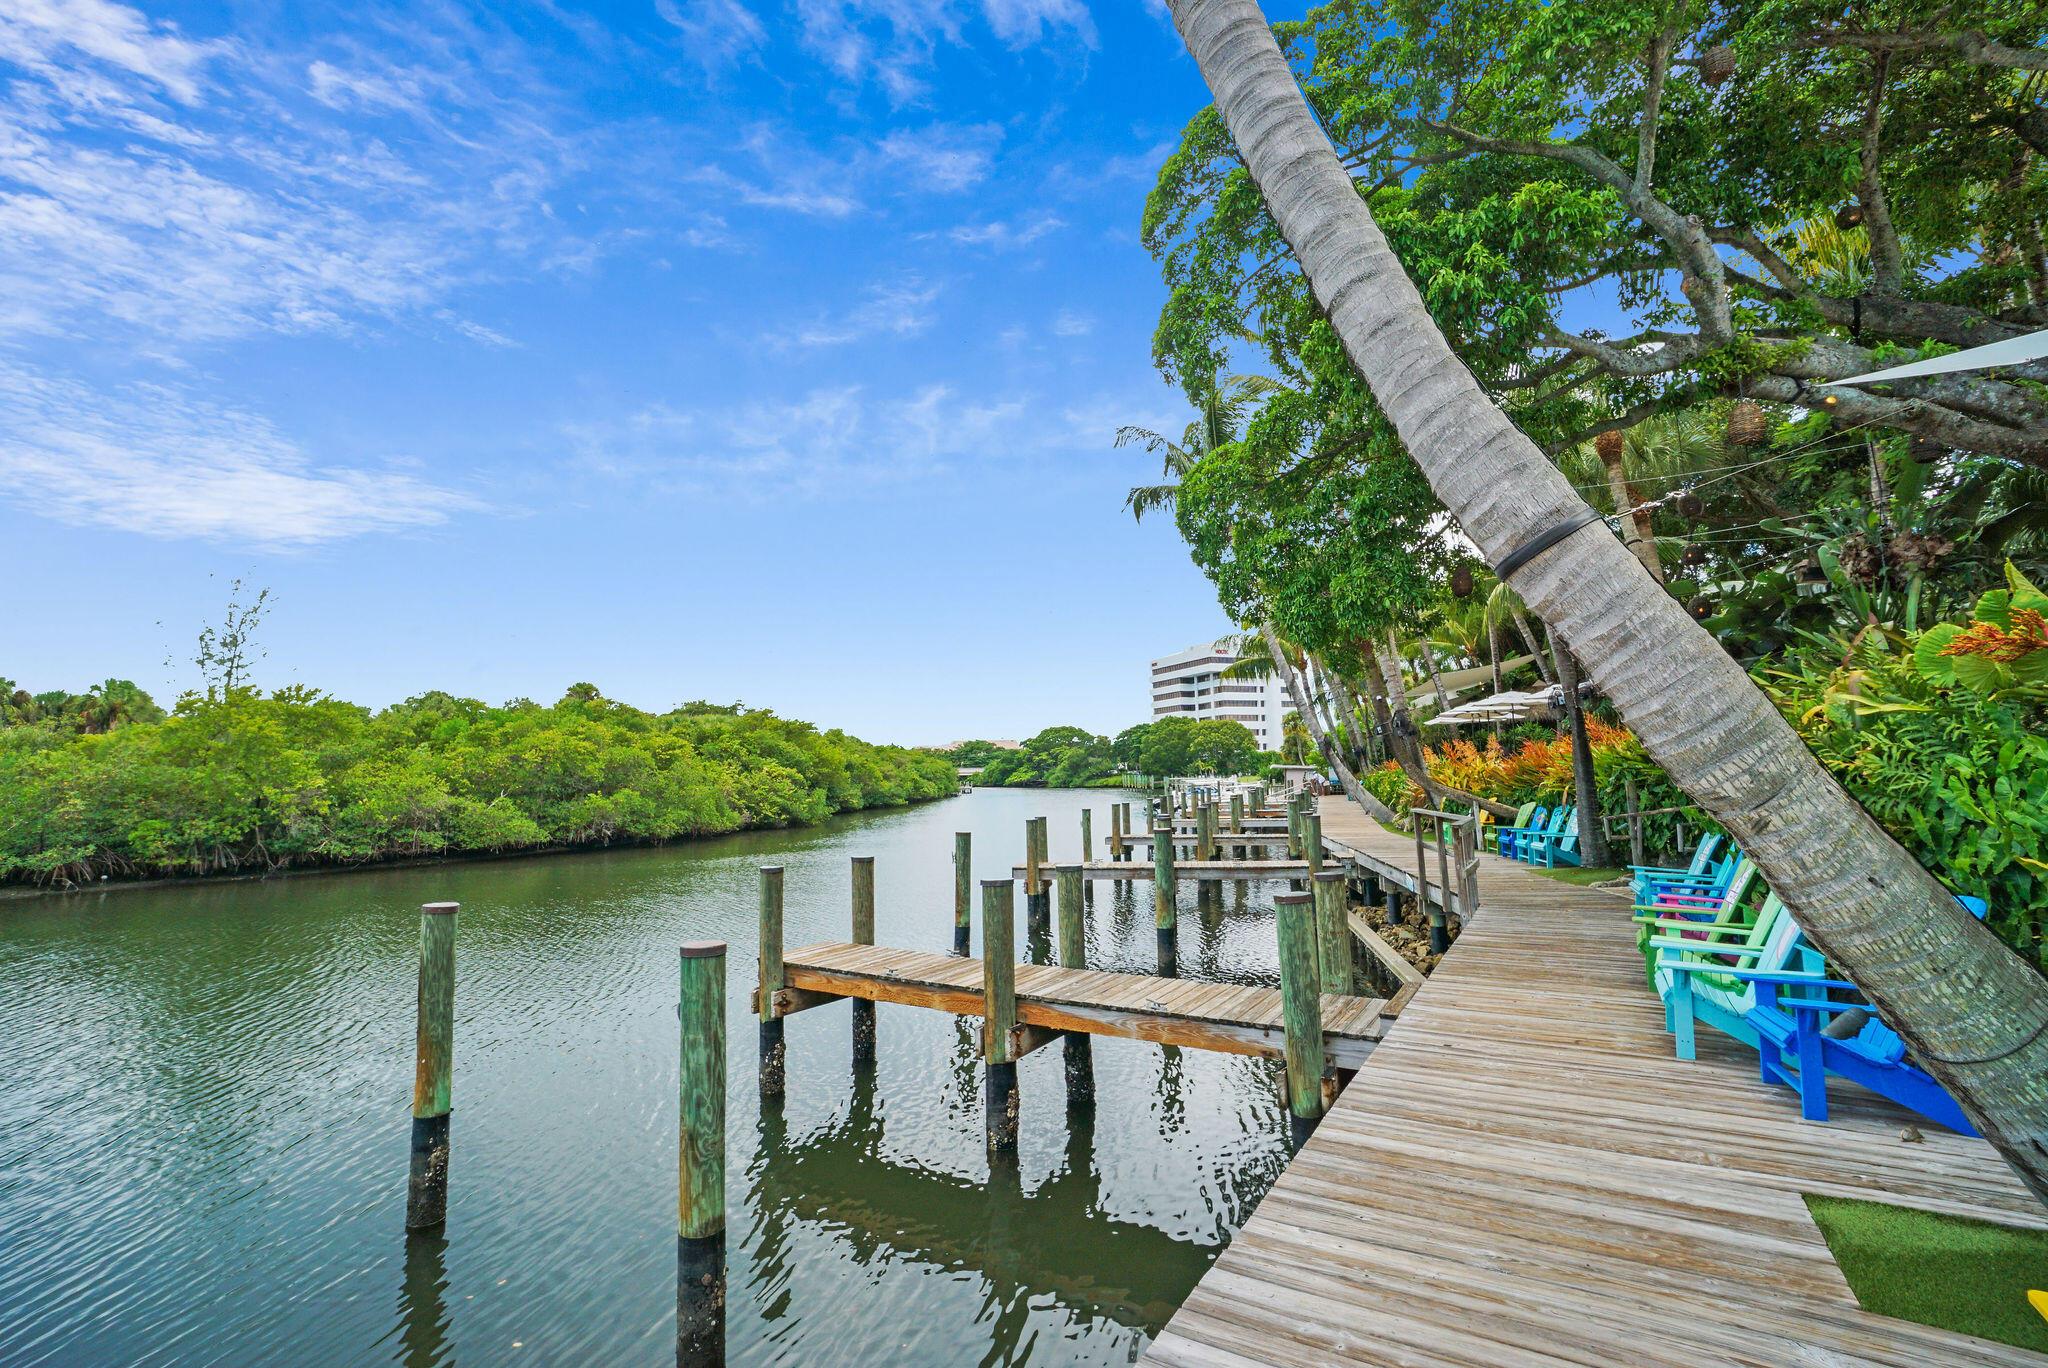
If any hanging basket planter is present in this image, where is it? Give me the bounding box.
[1700,45,1736,87]
[1725,400,1769,447]
[1835,203,1865,230]
[1673,491,1705,521]
[1687,594,1715,620]
[1594,429,1625,461]
[1449,564,1475,599]
[1681,543,1709,568]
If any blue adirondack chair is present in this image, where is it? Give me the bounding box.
[1495,805,1549,861]
[1650,892,1818,1059]
[1629,834,1726,904]
[1524,807,1581,868]
[1504,805,1569,862]
[1736,896,1988,1135]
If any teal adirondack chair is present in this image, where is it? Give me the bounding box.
[1496,805,1549,860]
[1629,834,1726,903]
[1504,805,1570,862]
[1524,807,1581,868]
[1631,857,1759,986]
[1650,893,1820,1059]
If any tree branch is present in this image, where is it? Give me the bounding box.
[1635,25,1681,194]
[1792,29,2048,73]
[1858,51,1906,293]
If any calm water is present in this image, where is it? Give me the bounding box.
[0,788,1306,1367]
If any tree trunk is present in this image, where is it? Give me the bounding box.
[1600,442,1663,583]
[1169,0,2048,1204]
[1554,635,1611,867]
[1418,639,1452,714]
[1325,668,1374,770]
[1511,603,1557,687]
[1368,636,1519,821]
[1261,621,1401,824]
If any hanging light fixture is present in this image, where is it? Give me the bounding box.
[1449,564,1474,599]
[1726,399,1769,447]
[1700,45,1736,87]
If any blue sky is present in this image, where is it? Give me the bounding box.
[0,0,1271,745]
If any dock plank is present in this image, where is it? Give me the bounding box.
[1143,795,2048,1367]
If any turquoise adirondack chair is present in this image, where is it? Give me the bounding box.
[1631,857,1760,986]
[1736,896,1988,1135]
[1496,805,1549,861]
[1483,802,1537,853]
[1524,807,1581,868]
[1651,893,1820,1059]
[1504,805,1569,862]
[1629,834,1726,904]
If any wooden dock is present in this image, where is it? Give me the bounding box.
[779,942,1391,1068]
[1010,860,1311,881]
[1145,796,2048,1367]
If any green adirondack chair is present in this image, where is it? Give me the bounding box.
[1483,802,1536,853]
[1631,857,1759,987]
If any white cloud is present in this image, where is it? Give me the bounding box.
[877,122,1001,193]
[655,0,766,71]
[694,125,862,218]
[766,276,941,347]
[562,380,1138,495]
[1051,308,1094,336]
[793,0,1091,101]
[0,362,480,546]
[0,0,217,103]
[982,0,1095,46]
[948,210,1065,250]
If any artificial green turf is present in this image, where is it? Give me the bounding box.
[1531,865,1628,886]
[1804,1194,2048,1351]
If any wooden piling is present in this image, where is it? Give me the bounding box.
[676,940,726,1366]
[1273,891,1326,1144]
[1303,808,1324,875]
[981,879,1020,1150]
[1025,816,1050,941]
[1196,802,1216,861]
[406,902,457,1231]
[1080,808,1093,863]
[1312,870,1353,997]
[1286,797,1303,858]
[851,856,876,1068]
[1108,803,1123,864]
[1152,802,1177,969]
[758,866,785,1098]
[1055,864,1094,1105]
[953,832,972,956]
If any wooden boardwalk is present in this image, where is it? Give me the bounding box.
[1145,796,2048,1367]
[1009,859,1311,881]
[782,942,1390,1068]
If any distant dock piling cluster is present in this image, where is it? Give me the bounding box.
[392,778,1442,1364]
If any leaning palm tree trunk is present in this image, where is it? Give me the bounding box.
[1261,621,1401,823]
[1168,0,2048,1201]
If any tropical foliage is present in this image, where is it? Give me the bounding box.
[0,684,956,886]
[957,718,1268,787]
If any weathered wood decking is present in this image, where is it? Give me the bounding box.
[781,942,1391,1068]
[1145,795,2048,1367]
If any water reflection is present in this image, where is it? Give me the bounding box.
[1,788,1299,1367]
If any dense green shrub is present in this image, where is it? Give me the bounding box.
[0,687,956,885]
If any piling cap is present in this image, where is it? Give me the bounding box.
[1054,862,1082,873]
[980,876,1014,889]
[1273,891,1314,905]
[759,865,784,875]
[679,940,727,958]
[851,855,874,865]
[1313,869,1345,882]
[421,901,459,915]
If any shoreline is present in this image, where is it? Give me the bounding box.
[0,792,959,904]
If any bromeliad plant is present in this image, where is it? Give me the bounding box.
[1914,564,2048,704]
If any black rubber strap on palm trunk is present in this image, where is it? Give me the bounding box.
[1494,508,1605,581]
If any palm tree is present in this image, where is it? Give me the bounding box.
[1165,0,2048,1199]
[1278,710,1311,765]
[1117,372,1287,521]
[1256,620,1401,822]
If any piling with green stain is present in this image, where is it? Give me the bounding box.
[851,856,876,1068]
[1273,890,1326,1145]
[676,940,726,1365]
[757,867,786,1098]
[981,879,1019,1150]
[952,832,972,956]
[1152,805,1178,971]
[1312,870,1353,996]
[1304,809,1324,876]
[1055,864,1094,1105]
[1080,808,1093,862]
[406,902,457,1231]
[1024,817,1050,942]
[1196,802,1215,861]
